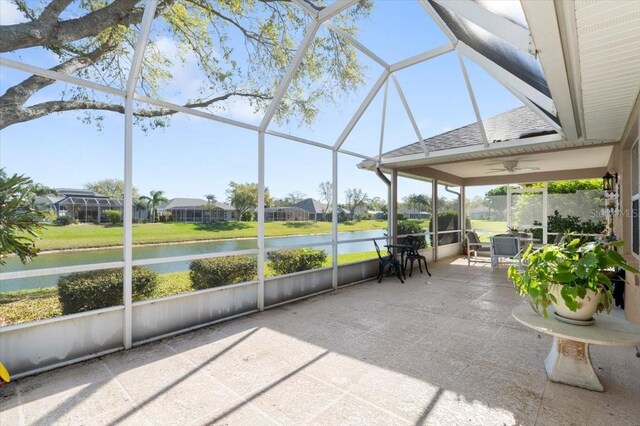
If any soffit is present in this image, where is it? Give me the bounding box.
[426,145,613,178]
[575,0,640,141]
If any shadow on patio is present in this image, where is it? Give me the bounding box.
[1,258,638,425]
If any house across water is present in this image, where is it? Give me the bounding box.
[35,188,122,224]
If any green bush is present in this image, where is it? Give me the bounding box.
[398,220,427,248]
[58,267,158,314]
[266,248,327,275]
[326,211,349,223]
[40,210,58,223]
[528,210,605,241]
[190,256,257,290]
[356,212,373,221]
[54,215,77,226]
[428,210,471,245]
[104,209,122,225]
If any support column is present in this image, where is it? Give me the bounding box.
[257,131,266,311]
[390,170,398,244]
[123,96,133,349]
[460,185,466,250]
[542,182,549,244]
[433,179,438,261]
[332,150,338,290]
[122,0,157,349]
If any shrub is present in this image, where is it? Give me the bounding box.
[528,210,605,241]
[58,267,158,314]
[398,220,427,248]
[428,210,471,245]
[54,215,77,226]
[266,248,327,275]
[326,211,349,223]
[356,212,373,221]
[40,210,58,223]
[104,209,122,225]
[190,256,257,290]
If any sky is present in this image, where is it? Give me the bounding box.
[0,1,523,203]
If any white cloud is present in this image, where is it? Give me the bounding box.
[0,0,28,25]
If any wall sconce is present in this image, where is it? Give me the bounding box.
[602,171,620,217]
[602,171,618,192]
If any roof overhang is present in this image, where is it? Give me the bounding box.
[362,138,614,186]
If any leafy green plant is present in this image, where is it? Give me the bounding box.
[103,209,122,225]
[266,248,327,275]
[398,220,427,248]
[58,267,158,314]
[54,215,77,226]
[190,256,257,290]
[508,238,639,317]
[0,171,46,264]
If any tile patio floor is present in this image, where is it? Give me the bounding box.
[1,257,639,425]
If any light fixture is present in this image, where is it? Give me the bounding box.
[602,171,618,192]
[602,171,620,218]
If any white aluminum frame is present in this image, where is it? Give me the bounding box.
[0,0,579,367]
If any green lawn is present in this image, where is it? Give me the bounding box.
[0,251,379,325]
[469,220,508,233]
[33,220,396,251]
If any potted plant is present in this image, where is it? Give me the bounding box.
[508,238,639,322]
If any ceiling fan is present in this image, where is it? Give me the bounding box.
[486,159,540,174]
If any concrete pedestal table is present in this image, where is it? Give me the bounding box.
[512,305,640,392]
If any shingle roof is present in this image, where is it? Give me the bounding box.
[163,198,235,211]
[382,106,555,158]
[294,198,328,214]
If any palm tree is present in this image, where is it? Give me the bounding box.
[133,200,147,221]
[204,194,217,222]
[140,190,168,223]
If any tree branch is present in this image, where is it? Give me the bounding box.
[38,0,74,26]
[0,92,272,129]
[0,41,116,106]
[0,0,153,52]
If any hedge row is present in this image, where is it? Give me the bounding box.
[58,267,158,314]
[57,249,329,312]
[266,248,327,275]
[190,255,257,290]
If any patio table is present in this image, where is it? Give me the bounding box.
[512,304,640,392]
[384,244,412,278]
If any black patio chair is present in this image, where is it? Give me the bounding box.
[373,240,404,283]
[403,235,431,277]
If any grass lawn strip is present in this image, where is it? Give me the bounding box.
[34,220,399,251]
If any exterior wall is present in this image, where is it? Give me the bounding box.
[608,93,640,323]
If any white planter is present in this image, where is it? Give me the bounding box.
[550,285,600,321]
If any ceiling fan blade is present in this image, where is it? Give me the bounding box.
[515,166,541,171]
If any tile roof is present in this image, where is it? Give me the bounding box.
[382,106,555,158]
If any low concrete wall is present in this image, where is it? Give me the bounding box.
[438,243,462,260]
[0,307,124,377]
[132,282,259,343]
[265,268,333,307]
[338,259,378,287]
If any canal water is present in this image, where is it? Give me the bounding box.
[1,230,393,291]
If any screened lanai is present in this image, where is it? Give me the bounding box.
[1,1,639,420]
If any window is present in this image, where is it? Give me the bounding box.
[632,139,639,257]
